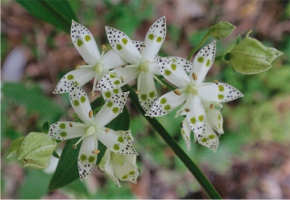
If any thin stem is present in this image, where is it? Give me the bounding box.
[127,86,222,199]
[187,30,211,61]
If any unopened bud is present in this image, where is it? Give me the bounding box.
[210,21,236,40]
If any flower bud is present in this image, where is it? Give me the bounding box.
[210,21,236,40]
[7,132,57,169]
[99,149,139,187]
[225,31,283,75]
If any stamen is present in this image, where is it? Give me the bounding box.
[75,65,79,69]
[214,80,219,85]
[185,108,190,112]
[74,134,87,148]
[69,123,73,127]
[89,110,93,118]
[92,150,100,154]
[174,89,181,95]
[105,128,110,133]
[152,74,166,88]
[90,92,95,97]
[192,72,198,80]
[92,74,98,93]
[72,144,77,149]
[102,45,106,52]
[135,90,140,94]
[120,76,124,83]
[210,104,214,109]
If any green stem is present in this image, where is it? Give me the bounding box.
[127,86,222,199]
[187,30,211,61]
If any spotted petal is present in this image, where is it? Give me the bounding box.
[137,72,158,112]
[102,49,127,70]
[203,101,224,134]
[132,40,144,53]
[49,121,87,141]
[141,16,166,61]
[168,56,193,73]
[106,26,141,64]
[146,90,186,117]
[191,41,216,83]
[199,124,219,152]
[71,20,100,65]
[95,92,129,127]
[69,83,93,125]
[53,66,95,94]
[101,88,122,102]
[78,135,98,180]
[185,95,207,142]
[181,118,192,151]
[97,130,137,155]
[198,82,244,103]
[156,57,190,88]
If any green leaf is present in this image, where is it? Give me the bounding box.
[16,0,78,33]
[48,98,130,190]
[41,121,49,134]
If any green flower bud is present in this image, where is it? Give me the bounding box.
[7,132,57,169]
[225,31,283,75]
[210,21,236,40]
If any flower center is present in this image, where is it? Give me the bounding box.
[85,125,96,136]
[94,63,103,74]
[184,83,198,95]
[139,62,150,73]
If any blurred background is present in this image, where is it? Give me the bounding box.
[1,0,290,199]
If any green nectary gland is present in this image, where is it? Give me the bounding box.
[85,125,96,136]
[184,84,198,95]
[139,62,150,73]
[94,63,104,74]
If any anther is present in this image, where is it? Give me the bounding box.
[141,44,146,47]
[214,80,219,85]
[89,110,93,118]
[162,84,167,89]
[90,92,95,97]
[72,144,77,149]
[69,123,73,127]
[102,45,106,52]
[75,65,79,69]
[174,89,181,95]
[105,128,110,133]
[210,104,214,109]
[192,73,198,80]
[92,150,100,154]
[185,108,190,112]
[120,76,124,83]
[135,90,140,94]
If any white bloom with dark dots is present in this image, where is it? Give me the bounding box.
[49,83,137,179]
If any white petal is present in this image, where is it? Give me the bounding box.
[53,66,95,94]
[71,20,100,65]
[69,83,93,124]
[141,16,166,61]
[191,41,216,83]
[150,59,161,75]
[168,56,193,73]
[105,26,141,64]
[49,121,87,140]
[97,130,137,155]
[137,72,158,112]
[95,92,129,127]
[203,101,224,134]
[78,135,98,180]
[156,57,190,88]
[181,118,192,151]
[146,90,186,117]
[102,49,126,70]
[199,124,219,152]
[198,82,244,102]
[185,95,207,142]
[114,65,139,86]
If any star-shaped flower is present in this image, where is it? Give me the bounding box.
[146,41,243,145]
[53,20,126,100]
[96,16,166,112]
[49,83,137,179]
[99,149,139,187]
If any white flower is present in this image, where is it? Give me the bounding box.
[146,41,243,147]
[96,16,166,112]
[53,20,126,100]
[99,149,139,187]
[49,83,137,180]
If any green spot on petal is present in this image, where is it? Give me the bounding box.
[218,94,224,100]
[122,38,128,45]
[198,115,204,122]
[67,75,74,80]
[114,80,120,85]
[60,131,67,137]
[88,156,95,163]
[197,57,204,63]
[164,105,171,111]
[77,39,83,47]
[59,123,66,129]
[113,89,119,94]
[74,81,79,85]
[218,85,224,91]
[160,98,167,104]
[107,101,113,107]
[165,69,171,76]
[206,59,211,67]
[105,91,111,98]
[209,135,215,139]
[80,154,87,161]
[149,91,155,98]
[110,74,116,78]
[171,64,176,71]
[112,107,119,113]
[190,118,196,124]
[148,33,154,40]
[181,129,185,135]
[202,137,207,142]
[156,36,162,42]
[117,136,124,143]
[117,44,122,50]
[122,175,128,179]
[113,144,120,150]
[140,94,147,101]
[218,114,221,120]
[80,96,86,103]
[129,171,135,175]
[74,100,79,106]
[84,35,91,42]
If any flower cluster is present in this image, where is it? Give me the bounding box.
[48,16,245,186]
